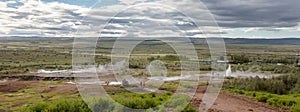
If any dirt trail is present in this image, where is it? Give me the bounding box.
[192,86,290,112]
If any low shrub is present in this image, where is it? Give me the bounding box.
[256,95,268,103]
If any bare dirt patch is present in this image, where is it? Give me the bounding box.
[0,81,40,93]
[38,84,78,94]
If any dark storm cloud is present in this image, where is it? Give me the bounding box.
[202,0,300,28]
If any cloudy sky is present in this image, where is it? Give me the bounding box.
[1,0,300,38]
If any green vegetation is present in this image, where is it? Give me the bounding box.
[21,92,196,112]
[0,81,81,111]
[158,81,179,92]
[224,70,300,94]
[228,89,300,111]
[22,99,91,112]
[110,92,171,109]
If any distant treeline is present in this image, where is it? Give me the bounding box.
[230,54,297,64]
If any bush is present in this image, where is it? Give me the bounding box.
[256,96,268,103]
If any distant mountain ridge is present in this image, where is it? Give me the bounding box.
[188,38,300,45]
[1,37,300,45]
[223,38,300,45]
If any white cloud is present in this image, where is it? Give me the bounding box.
[2,0,299,38]
[118,0,145,5]
[0,0,226,37]
[0,0,89,37]
[0,0,224,38]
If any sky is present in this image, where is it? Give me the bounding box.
[0,0,300,38]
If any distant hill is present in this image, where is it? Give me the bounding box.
[189,38,300,45]
[2,37,300,45]
[223,38,300,45]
